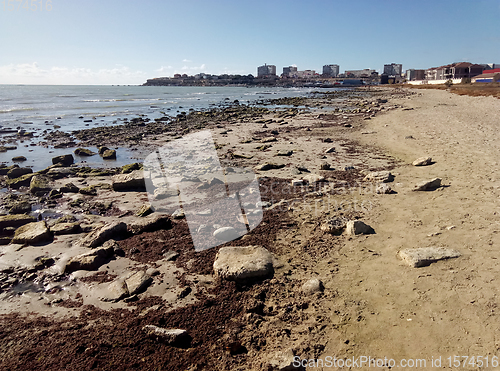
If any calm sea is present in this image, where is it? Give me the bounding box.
[0,85,322,170]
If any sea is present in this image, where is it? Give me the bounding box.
[0,85,330,170]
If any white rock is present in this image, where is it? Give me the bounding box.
[399,247,461,267]
[213,245,274,282]
[412,157,432,166]
[268,349,297,371]
[125,271,152,296]
[142,325,189,345]
[325,147,336,153]
[413,178,441,191]
[213,226,241,241]
[345,220,373,235]
[301,279,324,295]
[302,174,325,184]
[363,171,394,183]
[376,183,392,194]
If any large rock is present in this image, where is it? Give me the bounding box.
[0,164,18,176]
[0,214,36,229]
[60,182,80,193]
[74,148,95,156]
[125,271,152,296]
[6,173,35,189]
[128,214,172,234]
[64,240,116,273]
[102,149,116,160]
[30,175,52,196]
[11,221,52,245]
[7,167,32,179]
[112,170,145,191]
[255,163,285,171]
[302,174,325,184]
[301,279,324,295]
[47,167,77,179]
[142,326,190,346]
[345,220,374,235]
[101,278,129,302]
[399,247,461,267]
[413,178,442,191]
[50,222,81,235]
[78,221,127,248]
[213,245,274,282]
[8,201,31,214]
[412,157,432,166]
[363,171,394,183]
[213,226,240,241]
[52,154,74,167]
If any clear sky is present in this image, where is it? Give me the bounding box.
[1,0,499,85]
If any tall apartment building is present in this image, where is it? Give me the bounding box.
[282,66,298,77]
[405,69,425,81]
[323,64,340,77]
[257,64,277,77]
[384,63,403,76]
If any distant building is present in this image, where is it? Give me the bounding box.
[257,64,277,77]
[472,71,500,83]
[481,63,500,70]
[282,66,298,77]
[323,64,340,77]
[426,62,484,80]
[384,63,403,76]
[345,69,377,78]
[296,70,315,78]
[405,69,425,81]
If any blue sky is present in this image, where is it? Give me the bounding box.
[1,0,499,84]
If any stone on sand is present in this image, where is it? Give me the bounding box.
[412,156,432,166]
[11,221,52,245]
[142,325,189,346]
[363,171,394,183]
[112,170,146,191]
[399,247,461,267]
[78,221,127,248]
[301,279,324,295]
[345,220,374,235]
[413,178,441,191]
[213,245,274,282]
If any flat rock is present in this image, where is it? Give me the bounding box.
[112,170,145,191]
[171,209,185,219]
[277,150,293,156]
[47,167,76,179]
[125,271,152,296]
[399,247,461,267]
[255,163,285,171]
[0,214,36,229]
[213,226,241,241]
[233,152,253,159]
[101,278,129,302]
[78,221,127,248]
[50,222,81,235]
[60,182,80,193]
[128,214,172,234]
[153,187,178,200]
[291,179,305,187]
[30,175,52,196]
[102,149,116,160]
[302,174,325,184]
[6,173,35,188]
[64,240,116,273]
[376,183,393,194]
[412,157,432,166]
[7,167,33,179]
[301,279,324,295]
[142,325,189,346]
[9,201,31,214]
[52,154,74,167]
[261,136,277,143]
[413,178,441,191]
[345,220,374,235]
[363,171,394,183]
[74,148,96,156]
[320,218,347,235]
[213,245,274,282]
[11,221,52,245]
[137,204,153,217]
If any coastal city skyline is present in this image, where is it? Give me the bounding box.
[1,0,500,85]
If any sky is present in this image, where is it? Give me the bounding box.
[1,0,499,85]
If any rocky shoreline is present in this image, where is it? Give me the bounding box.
[0,87,416,370]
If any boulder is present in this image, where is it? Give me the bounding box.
[11,221,52,245]
[128,214,172,234]
[291,179,305,187]
[79,186,97,196]
[6,173,35,189]
[50,222,81,235]
[78,221,127,248]
[213,245,274,282]
[412,157,432,166]
[345,220,374,235]
[30,175,52,196]
[125,271,152,296]
[153,187,179,200]
[255,163,285,171]
[0,214,36,229]
[102,149,116,160]
[51,154,74,167]
[12,156,26,162]
[74,148,96,156]
[301,279,324,295]
[213,226,240,241]
[112,170,145,191]
[7,167,32,179]
[399,247,461,267]
[60,182,80,193]
[277,150,293,156]
[363,171,394,183]
[413,178,442,191]
[142,326,190,346]
[64,240,116,273]
[171,209,185,219]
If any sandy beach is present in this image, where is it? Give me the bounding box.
[1,86,499,370]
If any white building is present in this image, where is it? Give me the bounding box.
[384,63,403,76]
[257,64,277,77]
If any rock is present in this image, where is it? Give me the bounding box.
[79,186,97,196]
[6,173,35,189]
[269,349,298,371]
[51,154,74,166]
[320,218,347,235]
[128,214,172,234]
[261,136,277,143]
[78,221,127,248]
[325,147,336,153]
[363,171,394,183]
[233,152,253,159]
[376,183,393,194]
[213,226,240,241]
[102,149,116,160]
[412,157,432,166]
[291,179,305,187]
[125,271,152,296]
[345,220,374,235]
[142,325,190,346]
[413,178,441,191]
[171,209,185,219]
[0,214,36,229]
[301,279,324,295]
[255,163,285,171]
[60,182,80,193]
[302,174,325,184]
[399,247,461,267]
[48,189,62,199]
[121,163,142,174]
[0,164,18,175]
[213,245,274,282]
[137,204,153,217]
[47,167,76,178]
[12,156,26,162]
[101,278,129,302]
[11,221,52,245]
[8,201,31,214]
[163,250,179,261]
[277,150,293,156]
[112,170,145,191]
[98,146,109,155]
[153,187,179,199]
[319,162,331,170]
[7,167,32,179]
[74,148,95,156]
[50,222,81,235]
[30,175,52,196]
[64,240,116,273]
